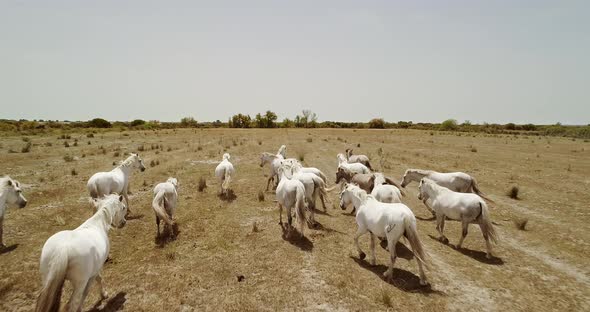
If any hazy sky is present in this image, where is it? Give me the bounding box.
[1,1,588,124]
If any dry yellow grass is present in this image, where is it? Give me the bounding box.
[0,128,589,311]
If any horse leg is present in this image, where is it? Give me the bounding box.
[436,215,448,244]
[384,234,400,280]
[95,273,108,300]
[0,217,4,249]
[66,279,87,312]
[278,203,283,226]
[457,220,469,249]
[479,223,494,259]
[423,199,435,217]
[266,177,272,192]
[369,233,376,266]
[354,228,368,260]
[80,277,96,310]
[286,206,293,237]
[156,216,160,237]
[123,192,131,216]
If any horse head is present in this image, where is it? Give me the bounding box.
[2,176,27,208]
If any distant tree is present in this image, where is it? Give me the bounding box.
[440,119,458,131]
[368,118,385,129]
[230,114,252,128]
[505,123,516,130]
[180,116,198,128]
[281,118,294,128]
[522,123,537,131]
[88,118,112,128]
[301,110,318,128]
[264,110,278,128]
[130,119,146,127]
[397,121,412,129]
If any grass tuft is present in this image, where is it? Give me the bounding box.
[257,190,265,202]
[513,218,528,231]
[508,185,520,199]
[198,176,207,192]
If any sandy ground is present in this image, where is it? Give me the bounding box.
[0,128,588,311]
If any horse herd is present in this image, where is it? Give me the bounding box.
[0,144,498,311]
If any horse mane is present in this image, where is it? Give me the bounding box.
[117,155,136,168]
[411,169,434,176]
[80,197,117,230]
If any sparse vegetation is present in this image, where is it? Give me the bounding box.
[198,177,207,192]
[71,168,78,176]
[63,155,74,162]
[306,137,313,143]
[21,142,32,153]
[508,186,520,199]
[514,218,529,231]
[257,190,265,201]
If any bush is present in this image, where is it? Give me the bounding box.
[21,142,32,153]
[64,141,70,148]
[71,168,78,176]
[180,117,198,128]
[508,186,519,199]
[306,137,313,143]
[130,119,146,127]
[198,177,207,192]
[63,155,74,162]
[86,133,94,138]
[257,190,265,201]
[513,218,528,230]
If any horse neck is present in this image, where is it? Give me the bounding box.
[351,190,367,209]
[424,182,443,199]
[115,164,132,176]
[79,206,113,234]
[374,174,385,185]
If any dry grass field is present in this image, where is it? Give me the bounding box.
[0,128,589,311]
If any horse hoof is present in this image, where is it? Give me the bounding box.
[486,254,492,259]
[101,291,109,299]
[359,252,366,260]
[419,280,429,286]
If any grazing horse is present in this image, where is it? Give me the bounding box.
[340,183,429,285]
[400,169,493,202]
[371,173,403,204]
[0,176,27,249]
[87,153,146,213]
[418,178,497,258]
[215,153,235,196]
[35,194,127,312]
[336,153,370,175]
[275,165,307,238]
[345,148,373,170]
[152,178,178,237]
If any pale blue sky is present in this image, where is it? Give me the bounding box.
[1,1,588,124]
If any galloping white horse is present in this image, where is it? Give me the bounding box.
[340,183,429,285]
[87,153,146,213]
[337,153,370,175]
[215,153,235,196]
[418,178,497,258]
[0,176,27,248]
[35,194,127,312]
[371,173,403,204]
[400,169,493,202]
[152,178,178,237]
[345,148,373,170]
[275,165,307,238]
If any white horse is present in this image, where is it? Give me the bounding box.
[0,176,27,249]
[345,148,373,170]
[215,153,235,196]
[152,178,178,237]
[260,152,284,191]
[371,173,403,204]
[280,160,333,225]
[400,169,493,202]
[35,194,127,312]
[337,153,370,175]
[87,153,146,213]
[277,144,287,158]
[340,183,429,285]
[275,165,307,238]
[418,178,497,258]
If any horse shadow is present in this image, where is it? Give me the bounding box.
[378,240,415,261]
[309,220,344,235]
[126,214,144,221]
[0,281,15,300]
[0,244,18,255]
[351,256,442,295]
[218,190,237,202]
[416,215,436,221]
[88,291,127,312]
[155,223,180,247]
[427,235,504,265]
[281,224,313,252]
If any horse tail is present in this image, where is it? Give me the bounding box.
[317,170,328,184]
[152,190,172,226]
[403,215,429,270]
[471,177,494,203]
[222,168,232,191]
[35,248,68,312]
[312,175,331,204]
[478,201,498,244]
[365,160,373,171]
[295,188,306,236]
[87,179,98,199]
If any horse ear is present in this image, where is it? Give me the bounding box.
[119,195,124,202]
